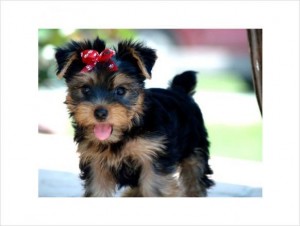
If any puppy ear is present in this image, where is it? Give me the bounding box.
[55,50,78,79]
[116,40,157,79]
[55,41,82,79]
[55,38,106,79]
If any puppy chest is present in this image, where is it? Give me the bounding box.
[111,157,141,188]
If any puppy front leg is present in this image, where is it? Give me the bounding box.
[122,187,143,197]
[87,164,117,197]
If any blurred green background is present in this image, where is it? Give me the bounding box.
[39,29,262,162]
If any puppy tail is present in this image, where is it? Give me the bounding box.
[169,71,197,95]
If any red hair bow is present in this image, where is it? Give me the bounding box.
[80,48,118,73]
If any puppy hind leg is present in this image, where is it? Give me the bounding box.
[179,151,210,197]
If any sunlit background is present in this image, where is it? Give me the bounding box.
[38,29,262,197]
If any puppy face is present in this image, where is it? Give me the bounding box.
[65,71,144,144]
[55,38,157,144]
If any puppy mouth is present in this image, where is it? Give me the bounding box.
[94,123,113,141]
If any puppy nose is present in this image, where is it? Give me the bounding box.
[94,107,108,120]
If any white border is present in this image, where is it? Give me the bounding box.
[1,1,299,225]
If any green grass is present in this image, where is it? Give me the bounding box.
[207,123,262,161]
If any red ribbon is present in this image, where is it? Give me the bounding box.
[80,48,118,73]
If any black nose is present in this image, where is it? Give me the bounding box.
[94,107,108,120]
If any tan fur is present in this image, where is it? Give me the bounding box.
[74,102,98,127]
[112,74,145,119]
[66,74,207,197]
[112,73,136,88]
[122,187,143,197]
[179,151,207,197]
[123,169,182,197]
[64,72,98,114]
[88,161,117,197]
[57,53,77,79]
[72,101,134,143]
[77,136,167,197]
[139,161,183,197]
[67,73,145,144]
[129,48,151,79]
[68,72,97,88]
[59,40,211,197]
[131,92,144,120]
[108,103,132,130]
[65,93,75,112]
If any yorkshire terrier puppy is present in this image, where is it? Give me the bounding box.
[55,37,214,197]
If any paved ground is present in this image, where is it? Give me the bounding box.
[38,168,262,197]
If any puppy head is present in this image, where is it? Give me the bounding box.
[55,37,157,144]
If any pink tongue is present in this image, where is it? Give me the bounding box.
[94,124,112,141]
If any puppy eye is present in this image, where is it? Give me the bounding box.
[115,87,126,96]
[81,85,91,96]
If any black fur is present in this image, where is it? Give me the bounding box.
[169,70,197,95]
[55,38,106,82]
[55,37,214,196]
[116,40,157,78]
[80,71,213,190]
[111,157,142,189]
[142,74,212,184]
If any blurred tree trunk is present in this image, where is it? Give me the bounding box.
[247,29,262,116]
